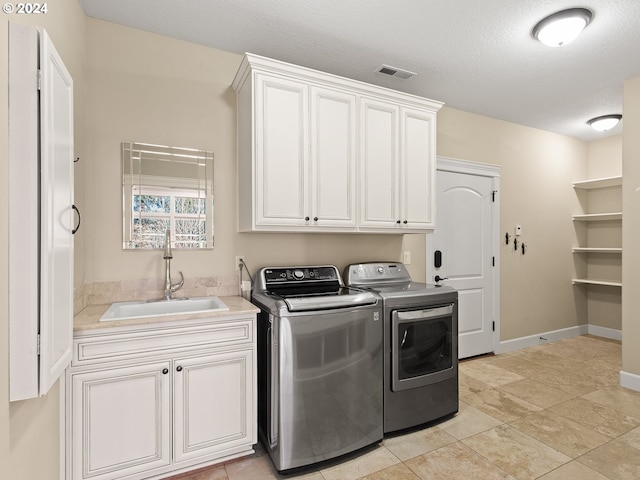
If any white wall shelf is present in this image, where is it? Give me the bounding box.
[572,176,622,189]
[572,212,622,221]
[572,278,622,287]
[572,247,622,253]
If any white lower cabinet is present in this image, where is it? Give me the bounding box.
[173,350,253,464]
[67,316,256,480]
[71,362,172,480]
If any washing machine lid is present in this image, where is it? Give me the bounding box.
[279,287,378,311]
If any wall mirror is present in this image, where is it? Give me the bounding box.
[122,141,214,249]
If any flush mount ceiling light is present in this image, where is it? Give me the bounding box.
[532,8,593,47]
[587,114,622,131]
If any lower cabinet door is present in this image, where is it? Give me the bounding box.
[71,362,172,480]
[173,349,254,463]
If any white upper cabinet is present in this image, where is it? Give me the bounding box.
[401,107,437,229]
[254,74,309,227]
[310,86,357,228]
[359,101,436,230]
[9,23,74,401]
[233,53,442,233]
[39,26,75,395]
[359,98,400,229]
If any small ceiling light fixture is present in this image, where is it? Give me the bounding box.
[587,114,622,132]
[532,8,593,47]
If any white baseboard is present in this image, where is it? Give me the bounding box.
[620,371,640,393]
[587,324,622,341]
[496,325,588,354]
[495,324,634,391]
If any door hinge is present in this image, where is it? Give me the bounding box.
[37,69,42,91]
[36,333,41,356]
[492,321,495,332]
[492,190,497,202]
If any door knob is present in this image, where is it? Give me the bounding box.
[434,275,448,282]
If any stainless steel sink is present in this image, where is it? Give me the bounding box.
[100,296,229,322]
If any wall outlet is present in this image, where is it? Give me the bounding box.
[235,255,245,270]
[403,250,411,264]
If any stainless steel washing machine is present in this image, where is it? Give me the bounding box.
[345,262,458,433]
[251,265,383,471]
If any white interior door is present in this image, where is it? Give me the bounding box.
[427,160,499,359]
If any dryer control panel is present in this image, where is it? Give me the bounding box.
[344,262,411,285]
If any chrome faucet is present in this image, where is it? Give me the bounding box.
[163,229,184,300]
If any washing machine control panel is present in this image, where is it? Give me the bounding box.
[263,266,339,284]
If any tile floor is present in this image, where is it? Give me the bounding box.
[169,335,640,480]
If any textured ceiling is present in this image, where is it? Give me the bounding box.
[78,0,640,141]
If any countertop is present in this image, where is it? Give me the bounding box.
[74,296,260,332]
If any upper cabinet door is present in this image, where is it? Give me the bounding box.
[310,86,357,227]
[9,24,74,401]
[254,73,309,226]
[359,97,400,228]
[401,107,436,229]
[39,28,75,396]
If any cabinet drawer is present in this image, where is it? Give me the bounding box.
[73,320,254,366]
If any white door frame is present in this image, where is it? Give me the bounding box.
[434,156,501,355]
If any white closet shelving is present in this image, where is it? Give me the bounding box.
[571,175,622,288]
[572,176,622,189]
[572,213,622,221]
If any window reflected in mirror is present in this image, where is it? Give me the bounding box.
[122,142,214,249]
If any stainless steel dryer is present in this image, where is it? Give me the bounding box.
[251,265,383,471]
[345,262,458,433]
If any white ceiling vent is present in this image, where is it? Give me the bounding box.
[376,64,417,80]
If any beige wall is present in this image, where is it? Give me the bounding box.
[1,10,10,475]
[1,1,86,478]
[622,76,640,377]
[588,135,623,178]
[436,108,587,340]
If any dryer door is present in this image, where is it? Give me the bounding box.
[391,304,456,392]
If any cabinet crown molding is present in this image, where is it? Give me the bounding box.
[232,52,444,112]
